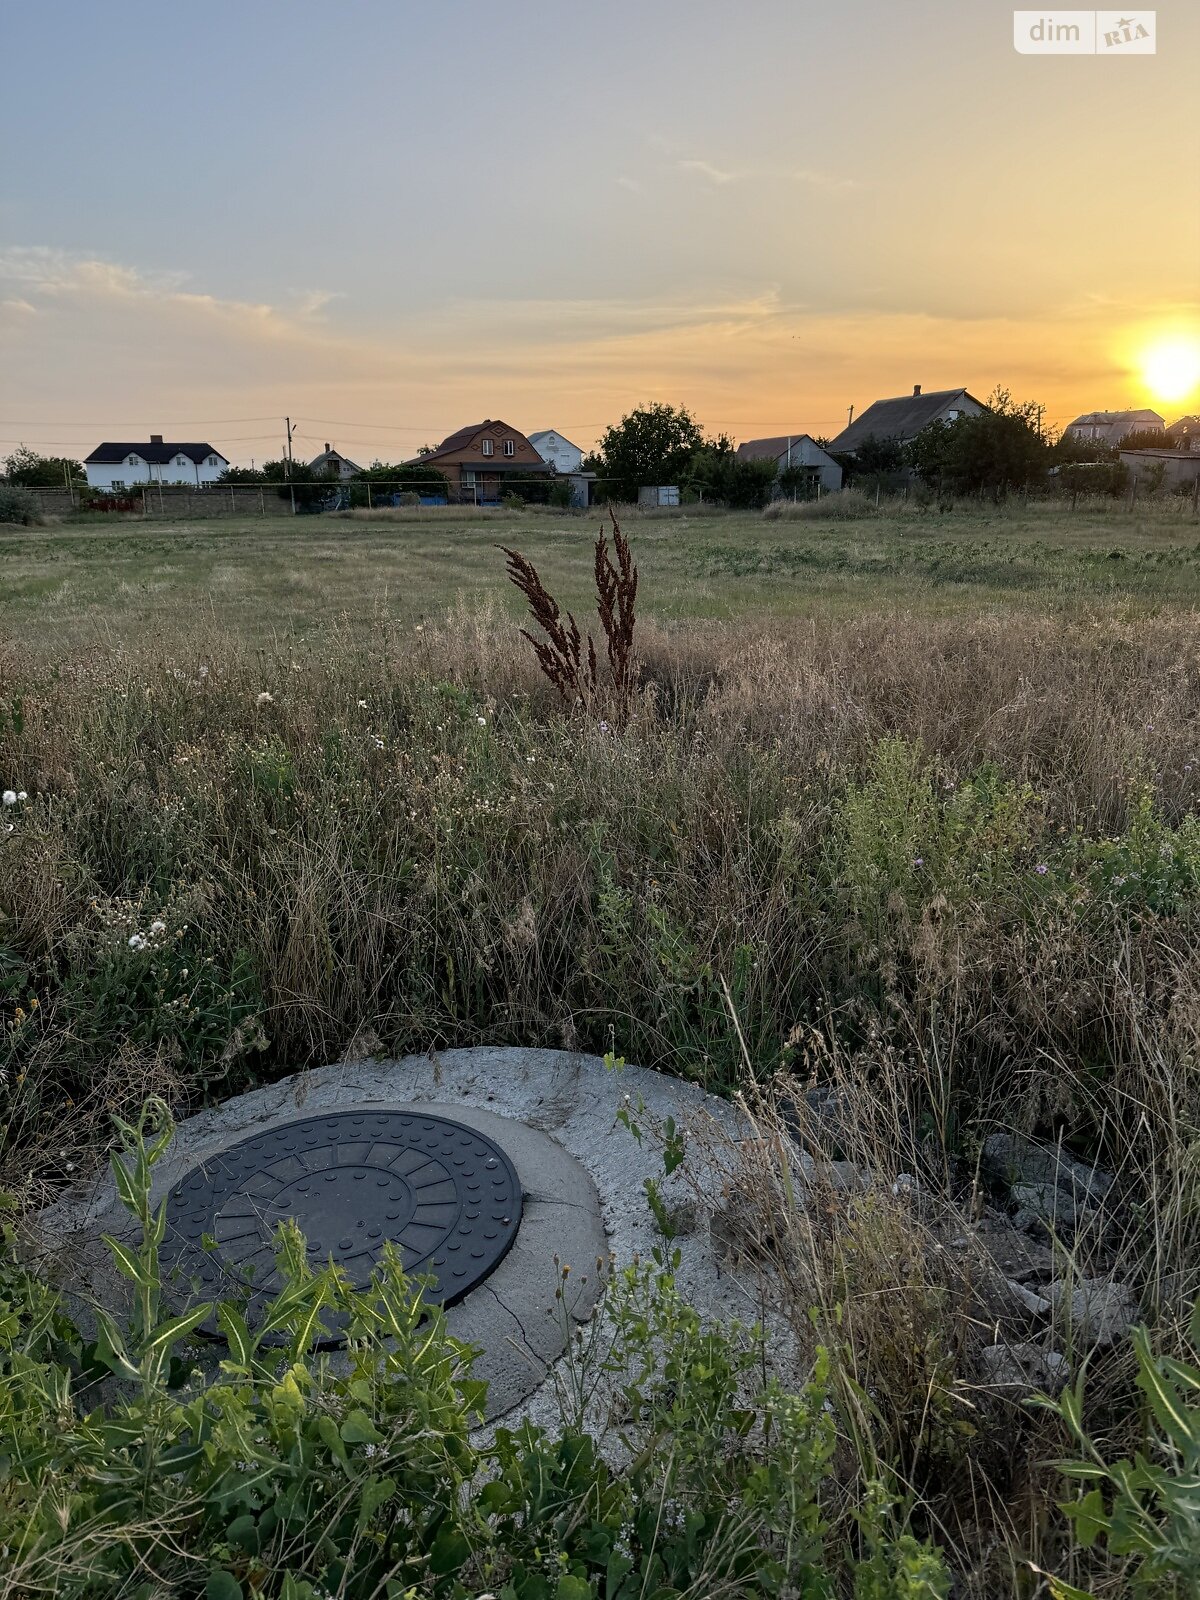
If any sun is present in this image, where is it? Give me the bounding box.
[1139,336,1200,405]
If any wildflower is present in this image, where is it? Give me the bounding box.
[362,1442,378,1458]
[1,792,15,807]
[598,720,610,734]
[16,791,27,802]
[913,856,923,868]
[526,754,536,764]
[477,715,486,726]
[198,665,209,678]
[256,691,274,706]
[357,699,368,709]
[371,735,385,750]
[150,919,166,934]
[129,933,146,950]
[1035,863,1049,875]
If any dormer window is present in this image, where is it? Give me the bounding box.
[127,455,139,465]
[176,456,188,466]
[503,439,515,456]
[481,438,494,457]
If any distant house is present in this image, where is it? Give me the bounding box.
[735,434,842,495]
[528,430,584,474]
[410,420,550,504]
[527,428,596,507]
[308,444,362,481]
[829,386,986,454]
[1064,409,1165,446]
[1168,415,1200,452]
[84,436,228,491]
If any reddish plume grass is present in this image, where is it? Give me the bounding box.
[501,510,639,717]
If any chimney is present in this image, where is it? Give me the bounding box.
[150,433,163,444]
[912,385,922,398]
[325,442,331,453]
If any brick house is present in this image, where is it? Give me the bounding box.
[409,420,550,504]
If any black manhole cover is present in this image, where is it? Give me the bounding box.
[161,1110,523,1339]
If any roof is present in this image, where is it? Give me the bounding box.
[735,434,833,464]
[414,421,494,464]
[528,429,583,451]
[308,447,363,472]
[1066,409,1165,432]
[829,389,983,453]
[1167,415,1200,435]
[85,441,227,465]
[411,419,548,469]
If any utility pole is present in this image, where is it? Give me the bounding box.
[285,417,296,516]
[847,403,855,430]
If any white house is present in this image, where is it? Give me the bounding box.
[84,436,229,491]
[528,430,585,475]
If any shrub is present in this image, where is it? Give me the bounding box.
[762,488,876,521]
[0,484,42,525]
[1046,1301,1200,1598]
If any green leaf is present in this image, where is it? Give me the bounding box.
[143,1303,212,1356]
[340,1409,384,1446]
[556,1578,593,1600]
[427,1525,470,1575]
[227,1512,259,1552]
[104,1237,152,1288]
[206,1573,244,1600]
[218,1304,255,1369]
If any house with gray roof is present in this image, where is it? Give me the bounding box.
[735,433,842,495]
[829,385,986,455]
[1063,409,1164,447]
[308,444,363,481]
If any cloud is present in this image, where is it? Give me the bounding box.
[678,159,739,186]
[0,247,339,335]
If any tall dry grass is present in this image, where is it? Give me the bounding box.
[4,603,1200,1591]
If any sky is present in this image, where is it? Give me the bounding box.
[2,0,1198,466]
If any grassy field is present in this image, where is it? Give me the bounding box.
[4,498,1200,1594]
[2,497,1199,647]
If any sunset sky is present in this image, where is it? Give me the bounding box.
[2,0,1197,466]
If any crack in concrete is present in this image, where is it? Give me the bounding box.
[481,1283,549,1375]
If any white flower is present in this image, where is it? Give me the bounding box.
[1,792,15,807]
[17,792,27,802]
[198,665,209,678]
[256,691,274,706]
[370,736,385,750]
[357,699,368,709]
[526,754,536,764]
[150,919,167,935]
[476,715,487,726]
[129,934,146,950]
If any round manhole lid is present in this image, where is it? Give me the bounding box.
[161,1109,523,1337]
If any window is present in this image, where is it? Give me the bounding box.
[503,439,515,456]
[112,479,125,490]
[176,456,188,466]
[481,438,493,457]
[127,455,139,465]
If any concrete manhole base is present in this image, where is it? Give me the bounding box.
[38,1048,754,1424]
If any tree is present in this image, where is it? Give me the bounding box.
[1121,428,1173,451]
[906,388,1048,497]
[687,440,777,508]
[3,445,85,487]
[218,464,267,483]
[594,403,704,501]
